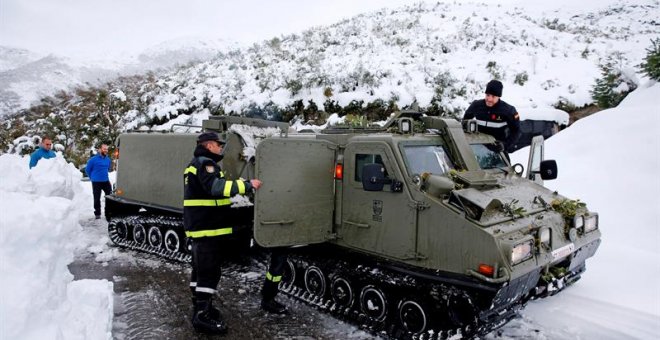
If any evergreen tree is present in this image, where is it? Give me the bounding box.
[590,53,637,108]
[639,38,660,81]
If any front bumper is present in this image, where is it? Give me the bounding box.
[481,238,601,319]
[532,238,601,298]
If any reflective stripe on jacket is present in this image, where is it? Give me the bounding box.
[463,99,520,150]
[183,145,252,238]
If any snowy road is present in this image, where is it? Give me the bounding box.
[71,218,374,340]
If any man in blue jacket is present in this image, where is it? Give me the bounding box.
[29,137,56,169]
[85,144,112,219]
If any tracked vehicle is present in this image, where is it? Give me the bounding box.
[106,113,601,338]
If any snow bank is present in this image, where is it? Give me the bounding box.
[0,154,113,340]
[510,83,660,338]
[517,107,570,126]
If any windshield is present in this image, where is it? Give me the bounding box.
[402,145,455,176]
[471,144,507,169]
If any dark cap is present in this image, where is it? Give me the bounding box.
[197,132,224,144]
[485,80,503,97]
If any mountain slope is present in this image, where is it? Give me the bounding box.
[0,37,238,117]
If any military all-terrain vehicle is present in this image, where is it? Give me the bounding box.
[106,113,601,338]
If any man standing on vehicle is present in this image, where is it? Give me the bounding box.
[29,136,56,169]
[463,80,521,153]
[184,131,289,335]
[85,144,112,219]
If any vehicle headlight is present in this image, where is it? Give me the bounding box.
[511,240,533,265]
[584,214,599,232]
[538,228,551,248]
[573,215,584,230]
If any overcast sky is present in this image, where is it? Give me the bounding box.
[0,0,450,59]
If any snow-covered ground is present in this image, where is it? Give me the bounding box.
[503,82,660,339]
[0,155,114,340]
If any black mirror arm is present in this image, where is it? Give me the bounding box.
[370,177,392,184]
[369,177,403,192]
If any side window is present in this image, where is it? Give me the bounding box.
[355,153,388,182]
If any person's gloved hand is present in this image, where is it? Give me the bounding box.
[494,141,505,153]
[250,179,263,190]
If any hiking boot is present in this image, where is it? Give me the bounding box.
[192,300,228,334]
[261,298,288,315]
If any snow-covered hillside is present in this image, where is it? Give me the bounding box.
[137,0,657,125]
[0,47,44,72]
[0,38,237,117]
[0,54,89,116]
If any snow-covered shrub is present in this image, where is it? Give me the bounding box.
[553,97,578,113]
[486,61,503,80]
[591,53,638,108]
[514,71,529,86]
[639,38,660,81]
[285,79,303,96]
[323,99,342,114]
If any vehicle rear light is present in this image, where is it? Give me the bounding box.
[116,189,124,196]
[478,264,494,277]
[334,163,343,180]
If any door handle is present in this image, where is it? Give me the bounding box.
[344,220,370,228]
[261,220,294,225]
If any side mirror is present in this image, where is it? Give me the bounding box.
[362,163,402,192]
[362,163,386,191]
[539,160,558,180]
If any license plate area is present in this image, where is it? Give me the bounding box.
[552,243,575,259]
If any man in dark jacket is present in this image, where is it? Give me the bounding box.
[29,137,56,169]
[184,131,288,335]
[463,80,521,153]
[85,144,112,219]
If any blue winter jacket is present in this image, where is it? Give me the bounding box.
[29,147,56,169]
[85,154,111,182]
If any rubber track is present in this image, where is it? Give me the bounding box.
[108,215,192,263]
[278,253,520,340]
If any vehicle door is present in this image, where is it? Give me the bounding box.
[339,141,418,260]
[254,138,336,247]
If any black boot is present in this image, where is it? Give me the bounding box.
[192,297,221,320]
[261,298,288,314]
[192,299,228,334]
